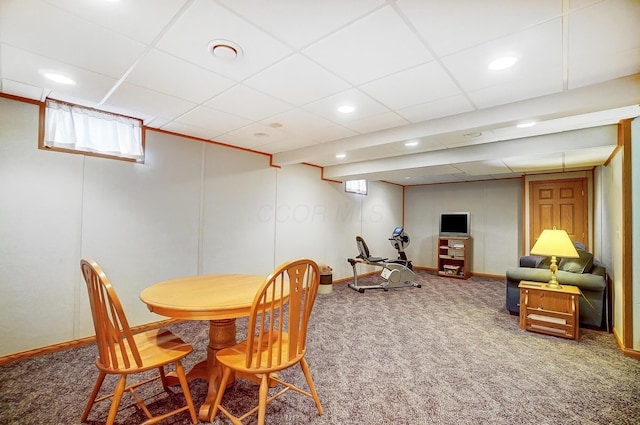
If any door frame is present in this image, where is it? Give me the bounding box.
[528,177,588,251]
[522,171,594,256]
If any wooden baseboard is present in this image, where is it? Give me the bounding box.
[0,318,179,366]
[613,327,640,360]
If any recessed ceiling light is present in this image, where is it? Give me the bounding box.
[208,39,243,61]
[517,121,536,128]
[488,56,518,70]
[337,105,355,113]
[405,141,418,147]
[43,72,76,85]
[335,153,346,159]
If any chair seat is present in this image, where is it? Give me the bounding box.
[80,259,197,425]
[96,329,193,374]
[217,333,302,374]
[210,259,323,425]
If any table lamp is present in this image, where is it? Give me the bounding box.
[530,227,579,289]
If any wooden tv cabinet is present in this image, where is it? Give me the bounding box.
[437,236,471,279]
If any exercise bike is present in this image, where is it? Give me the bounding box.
[347,226,421,293]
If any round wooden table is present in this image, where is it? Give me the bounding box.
[140,273,265,421]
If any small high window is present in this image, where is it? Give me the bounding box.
[41,99,144,162]
[345,179,367,195]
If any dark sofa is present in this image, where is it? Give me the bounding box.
[505,243,608,329]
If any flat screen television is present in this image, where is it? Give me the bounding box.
[439,212,470,237]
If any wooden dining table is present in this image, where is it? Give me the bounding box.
[140,273,266,421]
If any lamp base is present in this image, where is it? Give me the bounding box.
[545,256,562,289]
[545,280,562,290]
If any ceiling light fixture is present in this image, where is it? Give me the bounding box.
[488,56,518,71]
[517,121,536,128]
[43,72,76,85]
[337,105,355,113]
[405,141,419,147]
[208,39,243,61]
[335,153,346,159]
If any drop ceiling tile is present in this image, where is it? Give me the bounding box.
[302,6,433,85]
[39,0,190,44]
[176,105,251,136]
[245,54,350,106]
[396,95,475,123]
[105,82,197,121]
[563,145,617,168]
[303,89,390,123]
[205,84,294,121]
[261,108,340,136]
[568,0,640,89]
[214,122,289,149]
[467,78,561,109]
[1,0,146,78]
[442,19,563,107]
[360,62,462,110]
[454,160,514,176]
[0,79,45,101]
[125,49,236,104]
[218,0,385,49]
[159,121,219,142]
[1,45,119,104]
[397,0,560,56]
[146,117,171,129]
[252,138,319,154]
[503,153,564,172]
[310,124,358,144]
[155,0,292,81]
[344,112,409,134]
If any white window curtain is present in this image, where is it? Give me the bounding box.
[44,100,143,161]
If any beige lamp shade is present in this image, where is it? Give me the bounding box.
[530,228,578,289]
[530,228,579,258]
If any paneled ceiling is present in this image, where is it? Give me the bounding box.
[1,0,639,185]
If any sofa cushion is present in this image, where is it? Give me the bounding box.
[559,249,593,274]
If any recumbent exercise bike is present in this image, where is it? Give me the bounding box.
[347,226,421,293]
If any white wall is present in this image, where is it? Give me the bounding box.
[404,179,522,275]
[2,95,632,357]
[0,96,406,357]
[597,147,623,339]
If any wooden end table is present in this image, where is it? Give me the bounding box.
[518,280,580,340]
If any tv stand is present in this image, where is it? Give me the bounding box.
[437,236,471,279]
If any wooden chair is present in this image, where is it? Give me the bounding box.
[80,259,197,425]
[211,258,324,425]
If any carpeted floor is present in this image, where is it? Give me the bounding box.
[1,270,639,424]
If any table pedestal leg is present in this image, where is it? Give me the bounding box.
[198,318,236,421]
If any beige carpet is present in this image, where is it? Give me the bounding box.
[1,270,638,424]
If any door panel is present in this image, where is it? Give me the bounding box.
[530,178,587,250]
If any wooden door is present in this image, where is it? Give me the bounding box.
[529,178,587,250]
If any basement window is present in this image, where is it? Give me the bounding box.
[345,179,367,195]
[40,99,144,162]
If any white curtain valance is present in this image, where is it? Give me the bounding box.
[44,100,143,161]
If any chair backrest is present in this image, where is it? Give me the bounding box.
[356,236,371,259]
[245,259,320,370]
[80,259,143,371]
